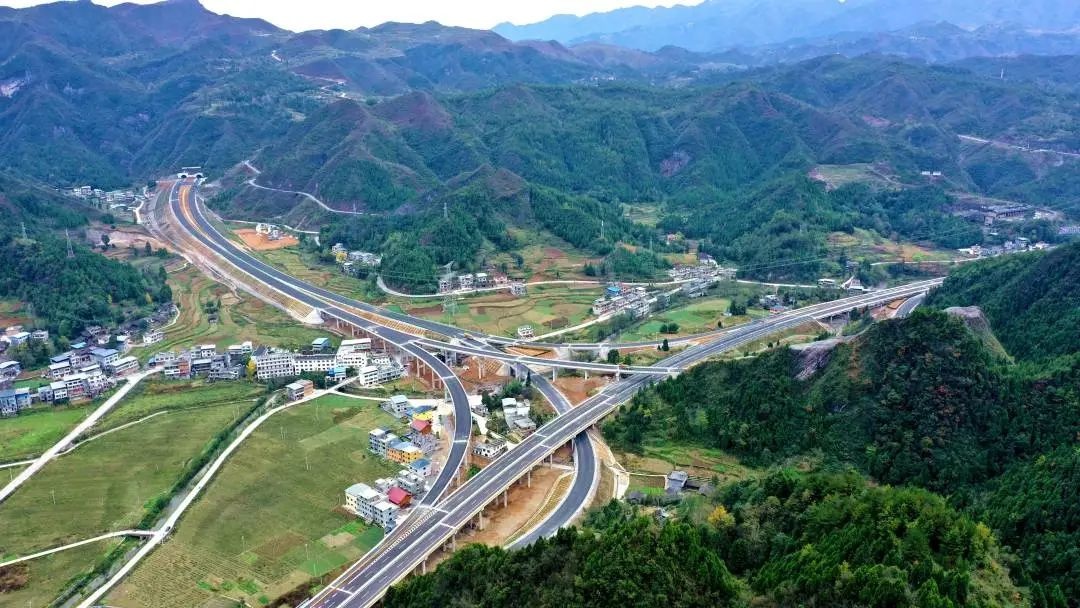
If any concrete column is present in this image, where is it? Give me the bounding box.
[552,368,558,381]
[477,512,484,531]
[502,490,508,508]
[479,360,484,380]
[422,559,427,575]
[584,370,589,380]
[451,534,457,552]
[527,469,532,488]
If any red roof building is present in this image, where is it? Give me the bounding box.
[410,419,432,435]
[387,486,412,507]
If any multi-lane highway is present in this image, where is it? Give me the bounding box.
[168,181,474,503]
[302,278,942,608]
[164,177,942,608]
[506,367,596,549]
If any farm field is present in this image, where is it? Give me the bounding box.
[0,405,89,462]
[136,263,327,362]
[393,284,602,338]
[615,297,765,343]
[492,232,598,282]
[0,403,241,557]
[827,228,956,264]
[0,538,124,608]
[258,248,377,302]
[109,394,405,608]
[100,378,265,431]
[0,298,33,328]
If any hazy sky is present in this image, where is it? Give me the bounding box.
[0,0,704,30]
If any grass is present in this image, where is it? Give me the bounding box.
[0,402,242,557]
[135,264,328,363]
[492,232,597,282]
[0,405,90,462]
[100,378,265,431]
[810,163,901,190]
[827,228,955,266]
[109,394,406,608]
[394,284,602,337]
[259,248,377,303]
[0,538,124,608]
[621,202,663,227]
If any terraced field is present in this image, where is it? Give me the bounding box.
[395,284,602,337]
[136,264,327,361]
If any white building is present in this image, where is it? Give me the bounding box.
[372,500,399,531]
[384,395,410,418]
[344,483,382,521]
[252,351,296,380]
[108,356,140,377]
[294,354,336,374]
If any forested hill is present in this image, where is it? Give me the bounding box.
[0,177,172,339]
[927,242,1080,362]
[600,249,1080,606]
[606,310,1078,493]
[387,471,1026,608]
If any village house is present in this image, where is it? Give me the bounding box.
[285,379,315,401]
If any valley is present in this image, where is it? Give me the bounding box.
[0,1,1076,608]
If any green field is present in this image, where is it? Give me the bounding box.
[0,538,124,608]
[110,394,406,608]
[616,297,766,343]
[137,264,327,363]
[259,247,377,303]
[395,283,601,337]
[100,378,265,431]
[0,403,241,557]
[0,405,89,462]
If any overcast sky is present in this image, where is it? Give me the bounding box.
[0,0,704,30]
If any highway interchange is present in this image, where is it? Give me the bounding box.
[158,177,942,608]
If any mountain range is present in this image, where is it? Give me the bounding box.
[495,0,1080,53]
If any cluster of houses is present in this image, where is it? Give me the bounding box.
[0,342,134,416]
[345,395,439,531]
[250,338,405,388]
[343,466,428,532]
[66,185,142,218]
[331,243,382,276]
[591,285,655,318]
[437,271,527,297]
[668,263,738,299]
[255,223,286,241]
[151,341,250,382]
[958,238,1050,259]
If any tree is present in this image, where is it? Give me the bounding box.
[606,349,621,364]
[246,358,257,379]
[144,241,152,256]
[661,339,670,352]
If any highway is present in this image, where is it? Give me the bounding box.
[168,182,471,504]
[302,279,942,608]
[166,178,941,608]
[412,337,681,375]
[506,367,596,549]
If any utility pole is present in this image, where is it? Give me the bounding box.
[20,222,27,239]
[443,198,449,220]
[600,219,605,241]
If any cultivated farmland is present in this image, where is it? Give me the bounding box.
[0,403,241,557]
[109,394,406,608]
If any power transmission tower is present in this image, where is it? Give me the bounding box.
[21,222,27,239]
[65,230,75,259]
